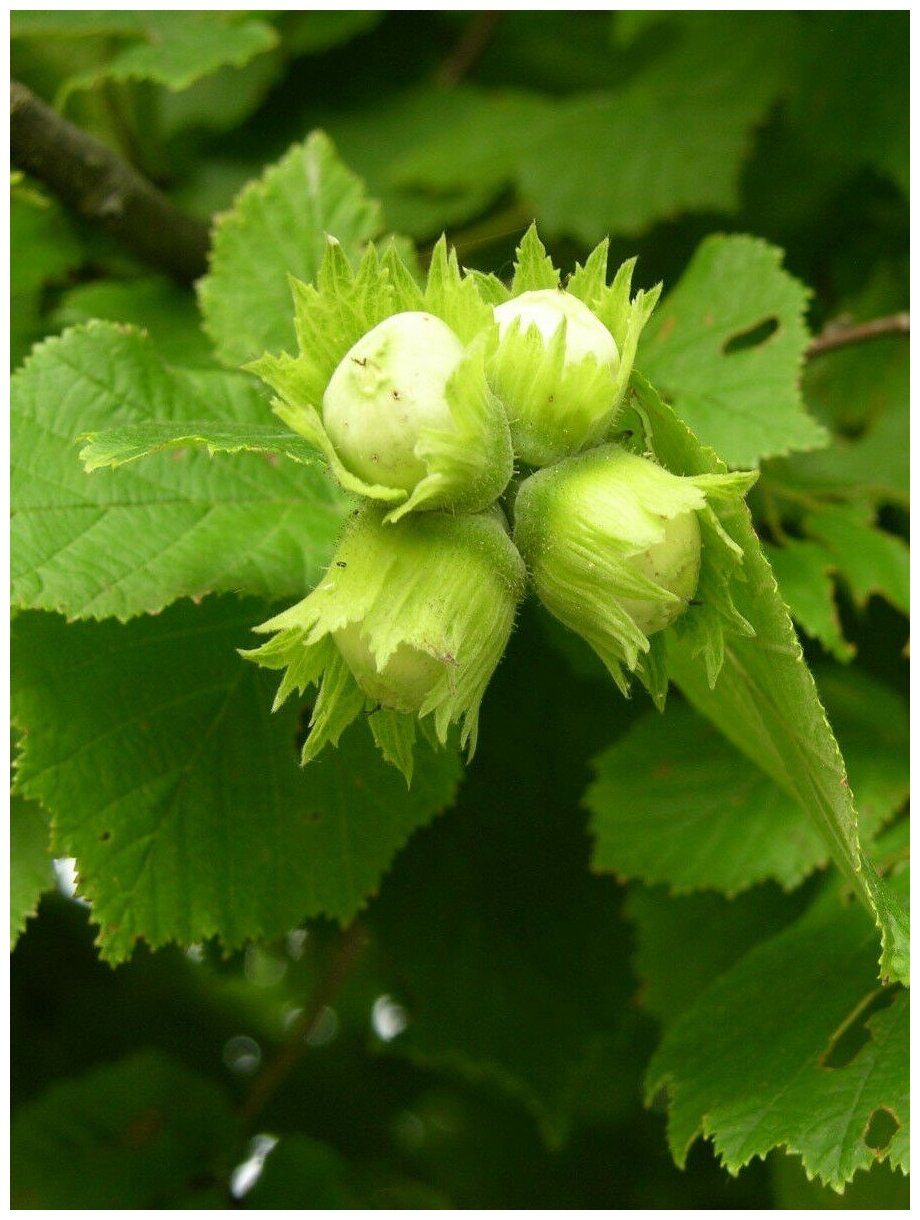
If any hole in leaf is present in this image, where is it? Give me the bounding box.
[821,988,897,1068]
[722,316,779,354]
[864,1107,900,1152]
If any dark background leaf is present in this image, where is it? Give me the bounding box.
[9,9,907,1209]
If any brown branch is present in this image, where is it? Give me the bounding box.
[10,79,210,283]
[806,312,909,360]
[239,923,370,1127]
[435,11,501,87]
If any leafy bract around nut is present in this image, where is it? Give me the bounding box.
[479,225,662,467]
[513,444,757,704]
[241,505,526,782]
[248,237,513,522]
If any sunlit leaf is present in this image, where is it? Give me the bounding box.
[632,376,908,985]
[11,324,347,621]
[587,668,907,895]
[198,132,384,367]
[639,235,824,465]
[11,601,462,960]
[646,856,909,1189]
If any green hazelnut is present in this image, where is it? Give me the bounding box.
[323,311,464,492]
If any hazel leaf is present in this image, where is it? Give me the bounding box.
[639,235,825,466]
[764,539,854,664]
[78,421,325,472]
[11,600,462,960]
[768,327,909,505]
[10,189,84,370]
[802,501,909,616]
[10,792,54,949]
[766,503,908,662]
[17,11,279,101]
[586,667,908,895]
[646,866,909,1189]
[10,1051,242,1209]
[11,323,348,621]
[517,14,789,242]
[199,132,384,367]
[51,276,214,368]
[632,375,909,986]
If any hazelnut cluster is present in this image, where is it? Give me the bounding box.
[244,227,754,779]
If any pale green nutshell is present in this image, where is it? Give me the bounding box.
[241,505,527,783]
[479,225,662,467]
[513,444,758,699]
[323,311,465,492]
[248,236,513,523]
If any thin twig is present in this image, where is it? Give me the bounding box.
[10,79,210,282]
[418,200,534,273]
[806,313,909,360]
[435,11,501,87]
[240,923,370,1127]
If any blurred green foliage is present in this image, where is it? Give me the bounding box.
[11,10,907,1209]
